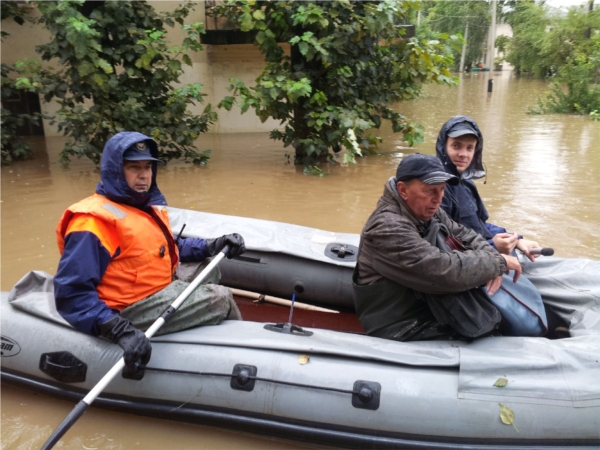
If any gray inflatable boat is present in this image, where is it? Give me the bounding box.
[2,209,600,449]
[168,208,360,309]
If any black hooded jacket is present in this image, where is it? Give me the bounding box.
[435,116,507,248]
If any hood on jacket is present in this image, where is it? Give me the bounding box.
[96,131,167,208]
[435,115,485,181]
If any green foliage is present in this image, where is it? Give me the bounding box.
[507,2,600,114]
[591,110,600,121]
[2,64,38,164]
[303,165,325,177]
[418,0,492,70]
[537,57,600,115]
[1,2,38,165]
[15,1,216,165]
[215,0,458,165]
[494,34,510,65]
[503,1,552,77]
[495,35,510,55]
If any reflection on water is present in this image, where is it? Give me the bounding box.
[1,386,306,450]
[1,73,599,449]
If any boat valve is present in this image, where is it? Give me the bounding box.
[325,243,358,262]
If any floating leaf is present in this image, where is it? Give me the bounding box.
[298,355,310,365]
[499,404,519,432]
[494,377,508,388]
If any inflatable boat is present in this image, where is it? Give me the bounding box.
[2,209,600,449]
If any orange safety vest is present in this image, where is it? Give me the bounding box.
[57,194,179,310]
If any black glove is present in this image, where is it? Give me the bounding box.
[100,316,152,371]
[206,233,246,259]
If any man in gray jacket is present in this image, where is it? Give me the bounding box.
[353,154,522,341]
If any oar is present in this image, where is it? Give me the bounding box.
[229,287,339,313]
[41,245,231,450]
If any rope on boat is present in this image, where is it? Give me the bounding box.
[146,366,357,395]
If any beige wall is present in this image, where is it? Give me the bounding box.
[1,6,63,136]
[1,1,281,136]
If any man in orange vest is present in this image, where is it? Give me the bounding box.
[54,132,245,372]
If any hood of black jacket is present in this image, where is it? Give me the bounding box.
[435,115,485,181]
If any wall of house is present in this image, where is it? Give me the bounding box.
[1,1,281,136]
[484,22,514,70]
[1,7,62,136]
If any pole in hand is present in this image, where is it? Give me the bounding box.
[41,245,231,450]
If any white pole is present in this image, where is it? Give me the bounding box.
[459,22,469,73]
[488,0,497,69]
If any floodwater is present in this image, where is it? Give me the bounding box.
[1,72,599,449]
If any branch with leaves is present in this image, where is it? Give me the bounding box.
[13,0,216,165]
[216,0,459,166]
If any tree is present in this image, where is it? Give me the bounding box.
[15,1,216,165]
[1,1,40,164]
[215,0,458,166]
[503,1,552,77]
[503,1,600,114]
[537,5,600,114]
[494,34,510,66]
[419,0,492,71]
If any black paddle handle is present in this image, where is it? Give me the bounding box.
[41,400,89,450]
[529,247,554,256]
[530,248,554,256]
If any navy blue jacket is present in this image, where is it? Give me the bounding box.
[435,116,507,248]
[54,132,210,336]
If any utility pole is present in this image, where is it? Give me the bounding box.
[459,22,469,73]
[585,0,594,39]
[487,0,497,69]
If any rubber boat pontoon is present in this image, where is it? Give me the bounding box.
[2,208,599,449]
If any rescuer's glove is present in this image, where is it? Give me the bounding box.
[100,316,152,372]
[206,233,246,259]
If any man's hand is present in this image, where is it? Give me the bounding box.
[492,232,519,255]
[516,238,541,262]
[487,254,523,295]
[100,316,152,371]
[501,254,522,283]
[485,275,503,296]
[206,233,246,259]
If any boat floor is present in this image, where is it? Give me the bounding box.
[232,294,365,334]
[232,294,575,340]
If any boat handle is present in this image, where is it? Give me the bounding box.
[39,351,87,384]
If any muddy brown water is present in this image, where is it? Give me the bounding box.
[2,72,599,449]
